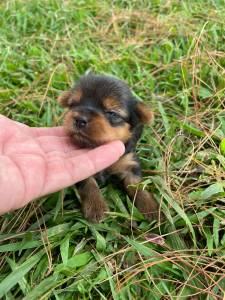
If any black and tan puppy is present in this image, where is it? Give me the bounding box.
[58,74,159,223]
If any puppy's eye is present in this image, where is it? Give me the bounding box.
[105,110,119,118]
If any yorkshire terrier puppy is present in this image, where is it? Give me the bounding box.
[58,74,159,223]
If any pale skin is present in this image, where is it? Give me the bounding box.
[0,115,125,215]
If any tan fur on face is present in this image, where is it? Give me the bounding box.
[63,111,131,145]
[103,98,128,118]
[63,111,79,135]
[58,88,83,107]
[88,115,131,144]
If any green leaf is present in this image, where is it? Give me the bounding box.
[53,190,65,221]
[180,121,205,138]
[126,196,145,221]
[93,230,106,252]
[107,185,129,215]
[60,234,70,265]
[201,182,224,200]
[175,208,217,225]
[220,138,225,156]
[158,102,170,133]
[158,189,196,245]
[198,87,213,99]
[0,250,45,297]
[5,257,30,295]
[55,252,92,273]
[23,274,59,300]
[124,237,155,257]
[154,280,173,297]
[43,223,71,239]
[93,268,108,284]
[218,116,225,135]
[0,241,41,252]
[221,233,225,246]
[213,218,220,248]
[103,261,118,300]
[166,225,187,250]
[203,226,214,256]
[177,286,196,299]
[216,154,225,168]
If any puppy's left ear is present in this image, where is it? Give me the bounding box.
[135,101,154,124]
[58,91,73,108]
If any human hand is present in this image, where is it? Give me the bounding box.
[0,115,125,214]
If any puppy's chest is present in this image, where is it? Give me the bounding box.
[94,169,115,185]
[94,151,139,186]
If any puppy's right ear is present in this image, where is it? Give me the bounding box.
[58,88,83,108]
[58,91,73,108]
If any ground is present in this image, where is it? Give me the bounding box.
[0,0,225,299]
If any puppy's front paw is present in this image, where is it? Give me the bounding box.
[81,197,108,223]
[135,191,161,222]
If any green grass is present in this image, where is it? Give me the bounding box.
[0,0,225,299]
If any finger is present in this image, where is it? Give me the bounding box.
[45,148,90,160]
[36,136,79,153]
[42,141,125,195]
[31,126,67,137]
[14,121,30,131]
[0,115,30,134]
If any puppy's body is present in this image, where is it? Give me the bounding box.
[59,74,159,222]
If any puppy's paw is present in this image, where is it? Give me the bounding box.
[135,191,162,222]
[81,197,108,223]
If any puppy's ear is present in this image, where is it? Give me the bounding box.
[135,101,154,124]
[58,88,82,108]
[58,91,73,108]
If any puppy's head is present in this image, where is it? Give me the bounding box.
[58,74,153,148]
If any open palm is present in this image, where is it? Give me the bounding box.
[0,115,124,214]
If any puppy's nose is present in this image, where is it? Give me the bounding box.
[74,116,88,129]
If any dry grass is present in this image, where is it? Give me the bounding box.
[0,0,225,299]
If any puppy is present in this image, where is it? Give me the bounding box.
[58,74,159,223]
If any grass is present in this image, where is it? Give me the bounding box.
[0,0,225,299]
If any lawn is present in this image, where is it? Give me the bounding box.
[0,0,225,299]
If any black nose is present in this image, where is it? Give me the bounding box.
[74,116,88,129]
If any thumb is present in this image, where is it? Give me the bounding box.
[67,140,125,182]
[43,141,125,195]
